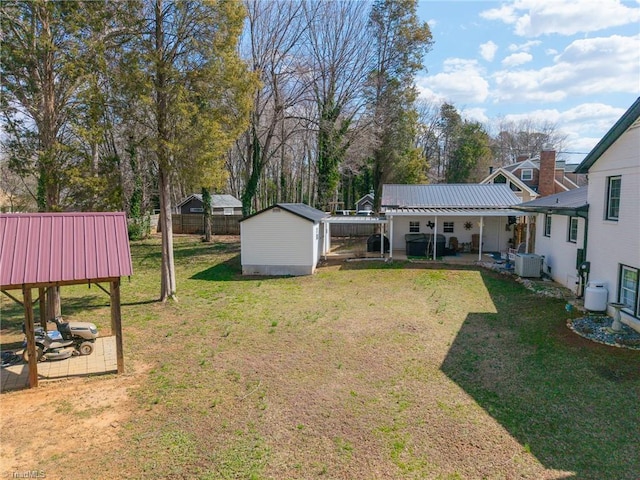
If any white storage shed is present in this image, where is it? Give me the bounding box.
[240,203,328,276]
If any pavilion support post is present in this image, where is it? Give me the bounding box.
[389,216,394,260]
[110,279,124,374]
[23,286,39,388]
[38,287,47,329]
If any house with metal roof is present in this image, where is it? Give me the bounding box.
[176,193,242,215]
[573,97,640,332]
[514,187,589,291]
[381,184,530,260]
[240,203,328,276]
[481,150,586,200]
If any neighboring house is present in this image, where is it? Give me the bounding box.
[356,193,374,212]
[176,194,242,215]
[514,187,588,291]
[574,97,640,332]
[381,184,529,259]
[240,203,327,276]
[481,149,587,201]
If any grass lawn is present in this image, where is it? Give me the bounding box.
[1,235,639,479]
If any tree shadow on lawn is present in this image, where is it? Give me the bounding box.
[440,269,640,479]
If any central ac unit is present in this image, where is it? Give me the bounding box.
[515,253,542,278]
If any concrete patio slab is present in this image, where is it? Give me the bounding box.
[0,336,117,392]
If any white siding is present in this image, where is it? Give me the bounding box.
[389,215,510,253]
[585,125,640,327]
[241,209,317,275]
[533,213,585,291]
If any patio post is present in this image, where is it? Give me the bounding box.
[22,286,38,388]
[389,216,394,259]
[525,215,530,253]
[478,216,484,261]
[433,216,438,259]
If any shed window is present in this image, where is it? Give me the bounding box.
[606,176,621,220]
[409,221,420,233]
[544,214,551,237]
[443,222,454,233]
[521,168,533,181]
[190,207,204,213]
[567,217,578,243]
[224,207,234,216]
[619,265,639,318]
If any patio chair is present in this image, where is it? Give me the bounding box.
[507,242,526,262]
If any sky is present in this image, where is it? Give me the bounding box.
[415,0,640,163]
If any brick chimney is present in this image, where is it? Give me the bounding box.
[538,149,556,197]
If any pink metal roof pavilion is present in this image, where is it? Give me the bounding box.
[0,212,133,290]
[1,212,132,388]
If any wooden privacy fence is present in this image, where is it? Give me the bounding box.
[165,214,242,235]
[329,223,377,237]
[166,214,376,237]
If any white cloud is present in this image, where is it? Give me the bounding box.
[481,0,640,37]
[479,41,498,61]
[492,34,640,102]
[501,52,533,67]
[503,103,627,156]
[508,40,541,52]
[417,58,490,104]
[461,107,489,123]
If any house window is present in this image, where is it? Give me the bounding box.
[190,207,204,213]
[521,169,533,181]
[606,176,621,220]
[619,265,639,317]
[443,222,454,233]
[544,214,552,237]
[224,207,234,216]
[409,221,420,233]
[567,217,578,243]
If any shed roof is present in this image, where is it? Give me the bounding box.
[381,184,521,208]
[514,187,589,217]
[177,193,242,209]
[0,212,133,290]
[240,203,327,224]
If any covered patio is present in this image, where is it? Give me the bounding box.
[0,212,133,389]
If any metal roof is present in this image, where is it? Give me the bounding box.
[240,203,327,223]
[0,212,133,290]
[381,184,521,208]
[382,207,530,217]
[177,193,242,208]
[514,186,589,216]
[325,215,387,224]
[575,97,640,173]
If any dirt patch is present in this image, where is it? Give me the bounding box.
[0,366,147,479]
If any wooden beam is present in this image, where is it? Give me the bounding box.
[22,286,38,388]
[1,277,121,291]
[39,287,47,329]
[1,289,23,306]
[110,279,124,374]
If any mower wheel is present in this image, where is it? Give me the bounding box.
[22,345,43,363]
[79,341,94,356]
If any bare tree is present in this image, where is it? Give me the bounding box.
[303,0,372,210]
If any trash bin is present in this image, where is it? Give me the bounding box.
[367,234,390,253]
[405,233,427,256]
[425,234,446,258]
[584,281,608,312]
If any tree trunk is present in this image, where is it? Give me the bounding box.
[159,166,176,301]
